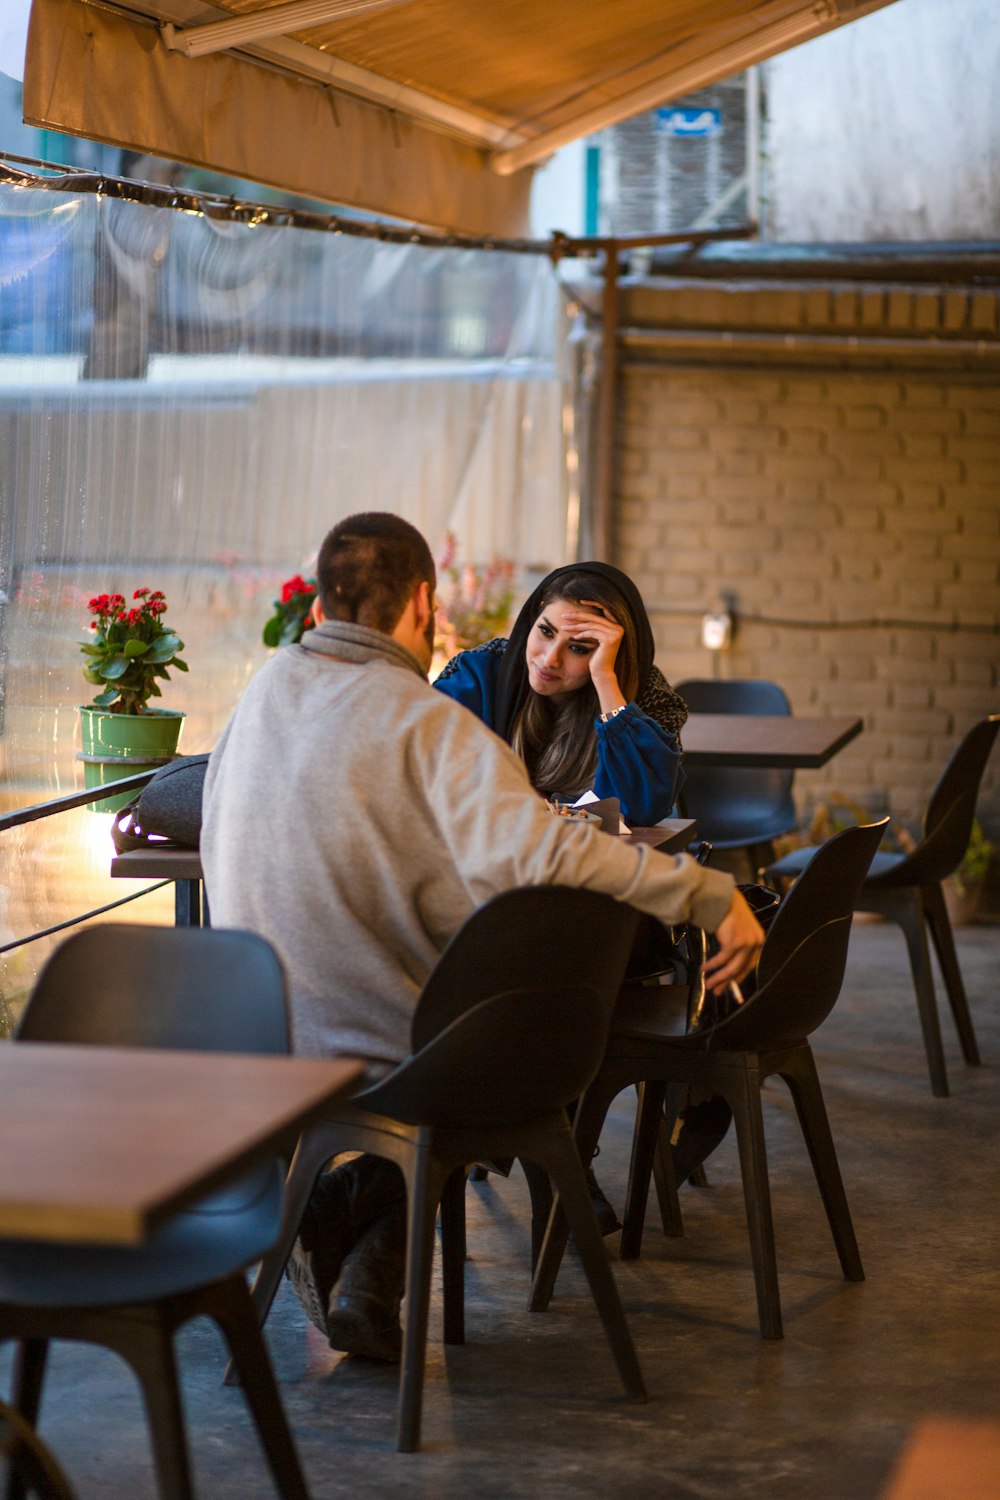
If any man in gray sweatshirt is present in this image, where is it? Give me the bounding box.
[202,512,763,1361]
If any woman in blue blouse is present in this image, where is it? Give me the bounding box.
[435,563,694,1234]
[434,561,686,825]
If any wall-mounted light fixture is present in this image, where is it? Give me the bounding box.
[701,612,732,651]
[701,591,738,651]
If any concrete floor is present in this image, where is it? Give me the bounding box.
[3,918,999,1500]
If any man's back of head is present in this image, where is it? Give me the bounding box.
[317,513,436,636]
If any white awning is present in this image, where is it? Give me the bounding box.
[23,0,901,235]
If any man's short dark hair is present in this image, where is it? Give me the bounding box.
[316,512,436,635]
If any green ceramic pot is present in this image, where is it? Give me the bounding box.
[77,706,185,813]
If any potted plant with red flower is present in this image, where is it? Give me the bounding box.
[262,574,317,647]
[78,588,188,809]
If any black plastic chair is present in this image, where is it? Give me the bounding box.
[677,679,798,869]
[530,821,887,1342]
[243,886,645,1453]
[764,715,999,1098]
[2,924,310,1500]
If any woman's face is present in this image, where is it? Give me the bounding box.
[525,598,606,701]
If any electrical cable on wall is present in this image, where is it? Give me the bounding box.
[648,606,999,635]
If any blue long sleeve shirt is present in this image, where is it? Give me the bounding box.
[433,641,684,826]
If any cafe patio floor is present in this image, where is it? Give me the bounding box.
[3,917,998,1500]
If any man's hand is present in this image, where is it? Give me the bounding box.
[702,888,766,995]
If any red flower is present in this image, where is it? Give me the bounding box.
[133,587,150,600]
[281,574,314,604]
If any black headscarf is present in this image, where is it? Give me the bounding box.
[494,561,657,744]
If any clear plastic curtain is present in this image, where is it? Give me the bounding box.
[0,181,568,1021]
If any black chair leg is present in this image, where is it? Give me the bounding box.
[5,1340,51,1500]
[212,1277,311,1500]
[621,1081,667,1259]
[651,1114,684,1237]
[535,1125,646,1404]
[924,883,980,1065]
[529,1083,616,1312]
[397,1147,451,1454]
[227,1136,330,1387]
[519,1157,554,1273]
[439,1167,466,1346]
[895,894,950,1098]
[113,1313,198,1500]
[780,1051,864,1283]
[248,1138,327,1329]
[728,1068,783,1341]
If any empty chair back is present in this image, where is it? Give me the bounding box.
[410,886,640,1052]
[676,679,797,847]
[17,924,290,1056]
[363,983,615,1129]
[866,716,1000,890]
[700,819,886,1051]
[362,887,641,1129]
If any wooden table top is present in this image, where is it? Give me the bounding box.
[0,1044,363,1246]
[110,820,698,883]
[621,818,696,853]
[681,713,863,768]
[111,845,203,881]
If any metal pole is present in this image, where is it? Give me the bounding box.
[594,244,620,562]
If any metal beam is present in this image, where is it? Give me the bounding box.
[161,0,410,59]
[490,0,898,175]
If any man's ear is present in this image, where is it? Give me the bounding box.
[412,579,433,630]
[311,595,326,625]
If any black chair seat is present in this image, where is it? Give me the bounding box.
[0,1173,283,1308]
[611,985,689,1041]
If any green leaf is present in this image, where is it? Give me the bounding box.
[83,667,104,684]
[145,636,181,664]
[262,618,282,648]
[124,639,150,658]
[279,619,302,646]
[148,681,163,697]
[100,655,130,680]
[92,687,118,707]
[172,657,189,672]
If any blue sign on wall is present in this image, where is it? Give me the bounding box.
[655,107,722,138]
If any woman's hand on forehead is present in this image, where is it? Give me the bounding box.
[558,600,619,640]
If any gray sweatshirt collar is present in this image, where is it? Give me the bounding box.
[300,619,427,679]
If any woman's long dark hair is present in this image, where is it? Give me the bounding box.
[496,563,655,800]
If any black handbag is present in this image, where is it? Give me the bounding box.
[110,753,210,853]
[686,881,782,1031]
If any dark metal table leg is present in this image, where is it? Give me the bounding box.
[174,879,201,928]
